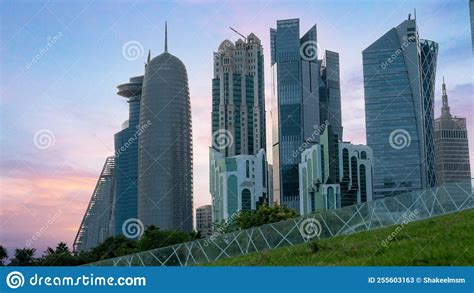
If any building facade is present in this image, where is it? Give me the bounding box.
[74,156,115,251]
[196,205,213,237]
[270,18,342,209]
[363,16,438,199]
[209,33,269,223]
[138,25,193,232]
[210,148,268,222]
[299,127,373,216]
[434,78,471,184]
[211,34,266,157]
[113,75,142,236]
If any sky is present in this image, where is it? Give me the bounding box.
[1,0,473,256]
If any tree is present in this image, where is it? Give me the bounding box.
[235,203,298,230]
[41,242,78,266]
[90,235,138,260]
[0,245,7,266]
[9,248,37,266]
[137,225,193,251]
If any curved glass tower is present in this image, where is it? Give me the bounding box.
[363,16,437,198]
[137,24,193,232]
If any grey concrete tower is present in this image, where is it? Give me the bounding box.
[137,23,193,232]
[434,78,471,184]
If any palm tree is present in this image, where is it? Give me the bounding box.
[9,248,37,266]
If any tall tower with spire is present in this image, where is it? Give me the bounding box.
[137,23,193,232]
[434,78,471,185]
[440,77,451,119]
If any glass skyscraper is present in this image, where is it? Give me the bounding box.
[270,19,342,209]
[113,75,142,235]
[363,16,438,198]
[209,33,269,222]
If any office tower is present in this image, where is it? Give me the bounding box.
[113,75,143,236]
[270,18,342,209]
[319,50,343,139]
[434,78,471,184]
[211,33,265,156]
[196,205,213,237]
[299,126,373,216]
[471,0,474,53]
[138,24,193,232]
[363,15,438,198]
[209,33,269,222]
[74,156,115,251]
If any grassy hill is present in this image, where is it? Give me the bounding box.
[205,209,474,266]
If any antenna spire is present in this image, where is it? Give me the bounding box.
[441,76,451,118]
[147,49,151,63]
[164,22,168,53]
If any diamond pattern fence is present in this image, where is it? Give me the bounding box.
[88,180,473,266]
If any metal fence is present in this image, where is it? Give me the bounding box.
[88,180,473,266]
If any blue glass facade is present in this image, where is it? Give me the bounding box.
[114,76,142,235]
[363,18,437,198]
[420,39,438,188]
[271,19,341,209]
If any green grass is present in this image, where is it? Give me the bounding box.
[205,209,474,266]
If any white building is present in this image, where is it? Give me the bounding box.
[210,148,269,222]
[299,127,374,216]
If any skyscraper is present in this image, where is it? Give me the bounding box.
[211,33,265,156]
[74,156,115,251]
[113,75,143,235]
[319,50,343,139]
[434,78,471,184]
[363,15,438,198]
[270,19,342,209]
[209,33,269,222]
[138,24,193,232]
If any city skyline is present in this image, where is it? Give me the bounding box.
[1,0,472,254]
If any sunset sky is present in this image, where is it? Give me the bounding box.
[1,0,472,256]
